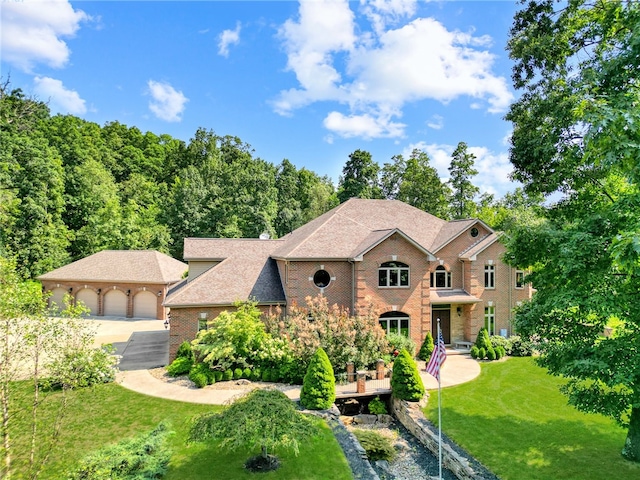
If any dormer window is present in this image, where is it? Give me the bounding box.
[430,265,451,288]
[378,261,409,288]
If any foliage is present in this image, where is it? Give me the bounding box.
[337,149,383,202]
[390,349,425,402]
[507,335,534,357]
[188,363,215,388]
[43,344,117,390]
[67,422,172,480]
[300,348,336,410]
[489,335,511,355]
[505,0,640,461]
[352,429,396,462]
[368,396,388,415]
[470,345,479,360]
[166,357,193,377]
[175,341,194,361]
[448,141,479,219]
[418,331,435,361]
[189,389,314,466]
[387,332,416,358]
[264,295,388,373]
[474,327,491,350]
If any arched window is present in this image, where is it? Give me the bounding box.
[378,261,409,287]
[379,312,410,337]
[430,265,451,288]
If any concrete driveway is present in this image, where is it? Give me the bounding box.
[86,317,169,371]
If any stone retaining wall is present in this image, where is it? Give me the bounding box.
[390,396,483,480]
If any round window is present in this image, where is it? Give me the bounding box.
[313,269,331,288]
[470,227,479,238]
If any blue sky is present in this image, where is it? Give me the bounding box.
[1,0,522,197]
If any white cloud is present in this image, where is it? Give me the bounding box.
[275,0,513,139]
[218,22,241,57]
[33,76,86,114]
[0,0,89,72]
[324,111,405,139]
[427,114,444,130]
[147,80,188,122]
[408,142,518,197]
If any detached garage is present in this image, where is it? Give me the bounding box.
[38,250,187,321]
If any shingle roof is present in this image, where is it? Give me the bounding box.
[38,250,188,284]
[272,199,447,259]
[164,239,286,307]
[459,232,502,260]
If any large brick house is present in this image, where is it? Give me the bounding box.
[165,199,533,359]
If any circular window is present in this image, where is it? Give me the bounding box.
[313,269,331,288]
[470,227,479,238]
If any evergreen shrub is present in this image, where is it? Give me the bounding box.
[222,369,233,381]
[352,429,395,462]
[233,368,243,380]
[300,348,336,410]
[368,396,388,415]
[242,367,252,379]
[470,345,479,359]
[478,347,486,360]
[418,331,435,361]
[166,357,192,377]
[390,349,425,402]
[387,333,416,358]
[214,371,223,382]
[486,346,496,361]
[176,341,195,361]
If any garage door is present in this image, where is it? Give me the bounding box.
[104,289,127,317]
[133,291,158,319]
[49,287,68,312]
[76,288,99,316]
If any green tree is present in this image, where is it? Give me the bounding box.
[448,141,479,219]
[189,389,314,472]
[390,349,425,402]
[300,347,336,410]
[337,149,382,203]
[505,0,640,461]
[417,331,434,362]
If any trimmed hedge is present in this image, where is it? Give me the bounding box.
[417,331,435,361]
[390,349,425,402]
[300,348,335,410]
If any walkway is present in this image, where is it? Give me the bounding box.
[116,352,480,405]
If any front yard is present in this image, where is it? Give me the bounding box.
[424,357,640,480]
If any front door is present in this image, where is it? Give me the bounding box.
[431,309,451,344]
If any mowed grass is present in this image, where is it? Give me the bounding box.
[424,357,640,480]
[9,382,352,480]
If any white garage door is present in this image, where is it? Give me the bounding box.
[76,288,99,316]
[133,291,158,319]
[49,287,68,312]
[104,289,127,317]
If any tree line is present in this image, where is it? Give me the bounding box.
[1,80,541,280]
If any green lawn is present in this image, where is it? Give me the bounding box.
[9,383,352,480]
[424,357,640,480]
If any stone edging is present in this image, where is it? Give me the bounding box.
[390,396,484,480]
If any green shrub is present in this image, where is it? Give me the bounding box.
[242,367,252,379]
[166,356,193,377]
[189,372,208,388]
[495,345,505,359]
[489,335,511,354]
[176,341,195,361]
[261,369,271,382]
[250,368,261,381]
[478,347,486,360]
[222,369,233,381]
[67,422,172,480]
[470,345,480,359]
[44,345,117,390]
[214,371,223,382]
[233,367,243,380]
[387,332,416,358]
[390,349,425,402]
[368,396,388,415]
[510,335,535,356]
[417,331,435,361]
[300,348,336,410]
[474,327,492,350]
[486,346,496,361]
[352,429,395,462]
[189,363,215,387]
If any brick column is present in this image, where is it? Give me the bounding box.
[356,371,366,394]
[346,362,355,382]
[376,360,385,380]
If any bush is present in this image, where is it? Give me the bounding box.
[233,368,243,380]
[166,356,193,377]
[489,335,511,355]
[67,422,172,479]
[474,327,492,350]
[478,347,486,360]
[368,396,388,415]
[222,369,233,381]
[44,345,117,390]
[214,371,223,382]
[352,429,395,462]
[470,345,480,359]
[189,372,208,388]
[189,363,215,387]
[510,336,535,356]
[242,367,252,380]
[390,349,425,402]
[388,332,416,358]
[300,348,336,410]
[250,368,261,381]
[176,341,195,361]
[486,346,496,361]
[417,332,435,361]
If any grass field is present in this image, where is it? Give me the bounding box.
[424,356,640,480]
[9,383,352,479]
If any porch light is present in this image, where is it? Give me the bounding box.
[457,306,462,316]
[164,319,169,329]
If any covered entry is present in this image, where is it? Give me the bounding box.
[431,304,451,344]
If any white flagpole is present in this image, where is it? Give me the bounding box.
[437,318,443,480]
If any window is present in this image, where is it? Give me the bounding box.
[515,270,525,289]
[484,264,495,289]
[379,312,410,336]
[484,305,495,335]
[313,269,331,288]
[198,312,208,331]
[378,261,409,288]
[430,265,451,288]
[470,227,479,238]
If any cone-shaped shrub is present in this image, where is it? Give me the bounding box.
[418,332,435,361]
[391,349,425,402]
[300,348,335,410]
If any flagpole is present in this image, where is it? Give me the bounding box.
[437,318,442,480]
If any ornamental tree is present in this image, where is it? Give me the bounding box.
[505,0,640,461]
[390,349,425,402]
[300,348,335,410]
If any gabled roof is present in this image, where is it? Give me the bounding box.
[431,218,493,253]
[272,199,448,260]
[459,232,503,261]
[38,250,188,284]
[164,239,285,307]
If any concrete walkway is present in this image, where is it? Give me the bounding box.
[115,352,481,405]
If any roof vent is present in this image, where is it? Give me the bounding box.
[259,232,271,240]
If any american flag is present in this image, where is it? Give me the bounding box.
[426,329,447,380]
